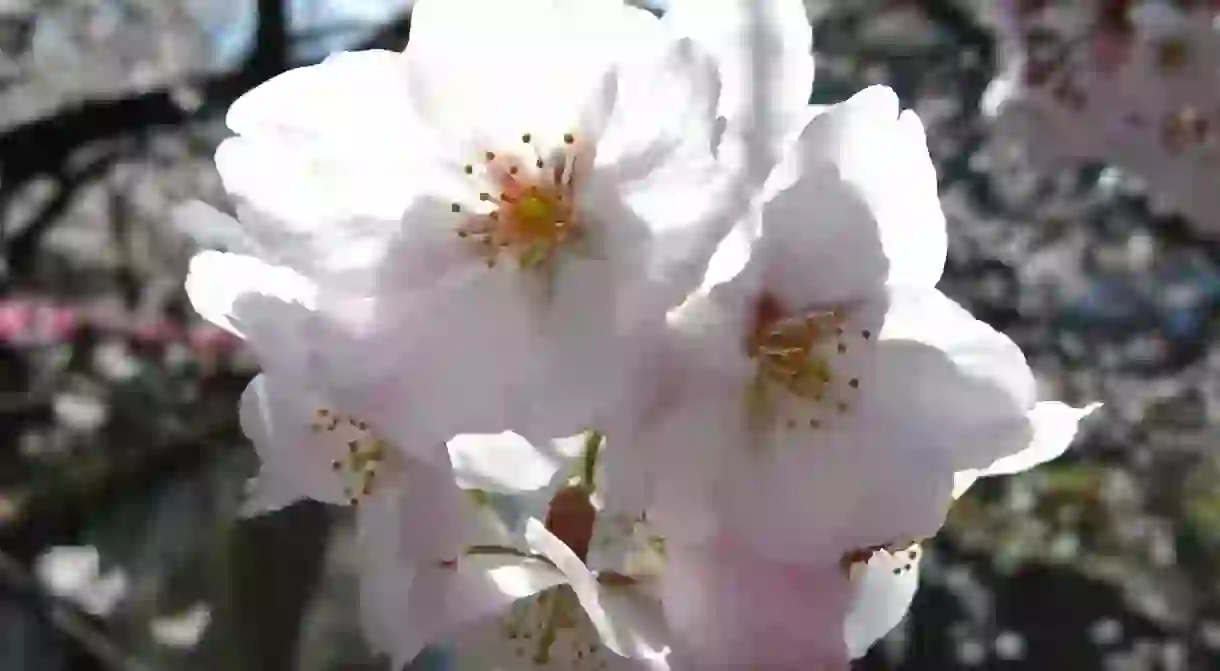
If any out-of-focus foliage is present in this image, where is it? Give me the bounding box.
[5,1,1220,670]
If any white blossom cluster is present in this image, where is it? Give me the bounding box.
[179,0,1098,668]
[983,0,1220,233]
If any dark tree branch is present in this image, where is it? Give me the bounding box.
[0,8,414,267]
[249,0,291,76]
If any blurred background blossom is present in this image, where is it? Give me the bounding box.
[4,0,1220,669]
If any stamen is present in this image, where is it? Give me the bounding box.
[450,132,588,272]
[745,296,868,435]
[311,407,393,506]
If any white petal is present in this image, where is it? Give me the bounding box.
[357,451,473,565]
[758,86,946,307]
[361,552,563,669]
[450,586,669,671]
[868,286,1037,471]
[449,432,578,494]
[953,402,1101,499]
[238,374,348,508]
[226,49,420,158]
[525,519,665,661]
[405,0,655,149]
[326,267,546,457]
[593,32,719,183]
[978,401,1101,476]
[212,137,415,290]
[579,32,740,330]
[720,419,956,563]
[844,545,922,659]
[661,539,852,668]
[663,0,815,186]
[184,250,316,339]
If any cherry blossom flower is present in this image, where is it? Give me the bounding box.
[186,0,794,457]
[625,85,1096,568]
[983,0,1220,232]
[187,252,584,559]
[361,433,671,670]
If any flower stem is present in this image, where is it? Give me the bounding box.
[580,430,603,492]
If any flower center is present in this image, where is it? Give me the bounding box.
[452,132,588,271]
[744,294,868,434]
[493,587,604,669]
[309,408,392,506]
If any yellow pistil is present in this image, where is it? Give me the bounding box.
[310,408,389,506]
[453,131,589,272]
[744,294,865,435]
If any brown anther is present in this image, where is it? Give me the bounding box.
[536,158,545,168]
[485,151,496,161]
[509,166,519,175]
[848,378,860,389]
[348,440,359,453]
[457,230,469,238]
[563,133,575,144]
[349,497,360,507]
[837,343,848,354]
[486,258,497,268]
[331,460,342,471]
[464,164,474,175]
[861,329,872,339]
[892,568,902,575]
[479,192,492,201]
[451,203,461,213]
[809,419,822,429]
[838,402,850,414]
[522,133,532,144]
